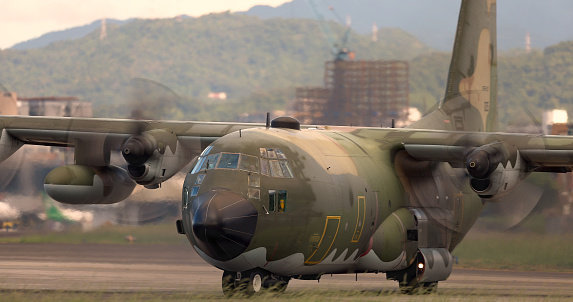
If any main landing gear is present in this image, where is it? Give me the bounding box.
[222,269,290,296]
[386,257,439,295]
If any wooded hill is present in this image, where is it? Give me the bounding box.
[1,12,572,126]
[0,13,428,121]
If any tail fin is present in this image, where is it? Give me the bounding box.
[408,0,498,132]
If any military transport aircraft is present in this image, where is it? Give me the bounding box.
[0,0,571,295]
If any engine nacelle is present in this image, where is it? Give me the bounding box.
[122,129,192,188]
[466,144,528,199]
[44,165,136,204]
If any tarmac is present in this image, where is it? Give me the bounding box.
[0,243,572,299]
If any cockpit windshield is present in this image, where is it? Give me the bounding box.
[190,147,294,178]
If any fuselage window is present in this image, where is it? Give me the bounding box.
[240,154,259,172]
[217,153,240,169]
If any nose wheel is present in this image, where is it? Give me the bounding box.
[222,269,289,296]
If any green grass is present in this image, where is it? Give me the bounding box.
[3,289,570,302]
[0,222,187,245]
[4,289,573,302]
[453,231,573,272]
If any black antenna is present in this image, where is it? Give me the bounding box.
[266,112,271,128]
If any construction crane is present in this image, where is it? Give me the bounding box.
[308,0,353,61]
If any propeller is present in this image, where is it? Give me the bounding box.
[474,179,544,231]
[121,78,182,167]
[0,149,25,192]
[0,86,26,193]
[474,108,549,231]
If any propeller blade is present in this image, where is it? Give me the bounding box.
[476,180,543,231]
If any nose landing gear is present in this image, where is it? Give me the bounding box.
[222,269,290,296]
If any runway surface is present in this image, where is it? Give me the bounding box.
[1,243,572,299]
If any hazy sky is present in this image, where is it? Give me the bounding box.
[0,0,289,49]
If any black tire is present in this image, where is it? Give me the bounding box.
[399,281,438,295]
[419,281,438,294]
[221,271,236,297]
[265,278,289,293]
[247,270,265,294]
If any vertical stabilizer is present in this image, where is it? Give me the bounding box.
[409,0,497,132]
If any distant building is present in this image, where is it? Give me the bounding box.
[17,96,92,117]
[207,92,227,100]
[292,60,409,127]
[542,109,568,135]
[0,91,18,115]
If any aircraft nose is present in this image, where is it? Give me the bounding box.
[191,190,258,261]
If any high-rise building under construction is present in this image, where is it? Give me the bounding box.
[293,60,409,127]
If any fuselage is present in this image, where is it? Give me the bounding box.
[181,126,484,277]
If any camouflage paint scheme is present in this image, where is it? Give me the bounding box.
[1,0,573,293]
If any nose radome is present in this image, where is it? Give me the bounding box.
[191,190,258,261]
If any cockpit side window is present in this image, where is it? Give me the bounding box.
[269,160,284,178]
[190,156,206,174]
[275,149,287,159]
[279,160,293,178]
[260,159,270,176]
[267,148,277,159]
[268,190,287,212]
[188,148,293,178]
[277,190,287,212]
[261,148,293,178]
[240,154,259,173]
[203,154,220,170]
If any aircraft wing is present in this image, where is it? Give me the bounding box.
[0,115,260,149]
[0,115,263,204]
[393,129,573,199]
[400,130,573,171]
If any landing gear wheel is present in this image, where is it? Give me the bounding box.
[419,281,438,294]
[249,270,264,294]
[221,271,236,297]
[221,269,289,296]
[264,277,289,293]
[399,281,438,295]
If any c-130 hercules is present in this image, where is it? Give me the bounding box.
[0,0,571,295]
